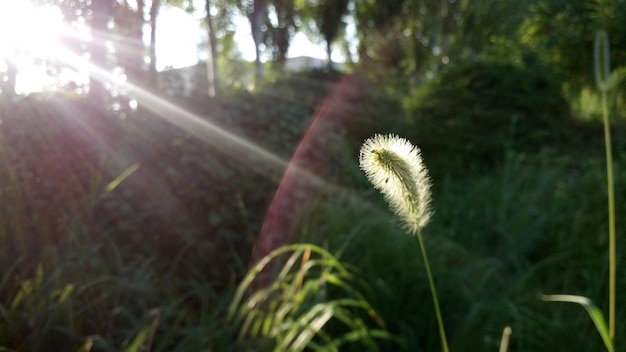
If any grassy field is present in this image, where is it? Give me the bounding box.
[0,68,624,351]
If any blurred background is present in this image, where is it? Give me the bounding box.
[0,1,625,351]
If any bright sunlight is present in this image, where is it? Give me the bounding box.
[0,1,66,93]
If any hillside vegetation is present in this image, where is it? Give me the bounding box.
[0,64,624,351]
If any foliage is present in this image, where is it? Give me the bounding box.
[296,0,350,67]
[265,0,298,64]
[0,264,75,350]
[541,31,618,352]
[0,95,253,350]
[354,0,531,83]
[229,243,393,351]
[520,0,626,88]
[293,146,626,351]
[541,294,613,352]
[0,28,625,350]
[0,70,397,350]
[610,65,626,119]
[405,57,571,172]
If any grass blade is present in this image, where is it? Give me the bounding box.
[105,162,140,192]
[542,294,614,352]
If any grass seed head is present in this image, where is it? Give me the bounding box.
[359,134,432,233]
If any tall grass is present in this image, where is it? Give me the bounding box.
[228,243,394,351]
[595,31,617,342]
[541,30,618,352]
[358,134,448,352]
[231,74,624,349]
[0,96,259,351]
[0,63,623,351]
[267,142,624,351]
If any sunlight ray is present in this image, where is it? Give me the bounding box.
[46,27,379,264]
[54,43,336,193]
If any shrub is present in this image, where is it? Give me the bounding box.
[405,58,571,172]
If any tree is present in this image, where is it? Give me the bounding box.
[1,48,18,96]
[296,0,350,70]
[243,0,268,79]
[31,0,127,102]
[268,0,297,66]
[18,0,95,95]
[317,0,349,70]
[114,0,147,83]
[88,0,114,104]
[205,0,218,96]
[353,0,529,84]
[161,0,240,96]
[149,0,161,86]
[521,0,626,88]
[206,0,242,94]
[353,0,406,71]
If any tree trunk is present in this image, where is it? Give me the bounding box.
[148,0,160,86]
[254,43,263,80]
[249,0,266,80]
[3,55,18,96]
[205,0,218,97]
[130,0,145,82]
[272,0,294,67]
[326,39,333,71]
[117,0,145,83]
[89,1,113,106]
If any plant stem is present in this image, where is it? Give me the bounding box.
[595,30,615,344]
[416,231,449,352]
[601,87,616,342]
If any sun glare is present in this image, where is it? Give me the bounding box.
[0,1,66,93]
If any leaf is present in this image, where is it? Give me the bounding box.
[56,283,75,305]
[106,163,140,192]
[10,280,33,310]
[230,244,393,350]
[541,294,614,352]
[124,326,149,352]
[35,264,44,287]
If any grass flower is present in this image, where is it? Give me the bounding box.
[359,134,432,233]
[359,134,448,352]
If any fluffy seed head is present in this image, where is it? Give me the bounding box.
[359,134,432,233]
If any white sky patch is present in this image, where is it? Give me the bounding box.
[287,32,327,60]
[232,14,256,62]
[155,7,203,70]
[201,12,332,63]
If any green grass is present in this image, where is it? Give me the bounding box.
[0,94,262,350]
[0,70,400,350]
[287,146,625,351]
[228,243,395,351]
[539,31,618,352]
[0,67,624,351]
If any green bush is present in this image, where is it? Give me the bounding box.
[405,58,571,172]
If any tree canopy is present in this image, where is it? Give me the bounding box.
[0,0,625,100]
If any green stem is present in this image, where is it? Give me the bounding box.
[595,30,615,344]
[601,88,616,342]
[416,232,449,352]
